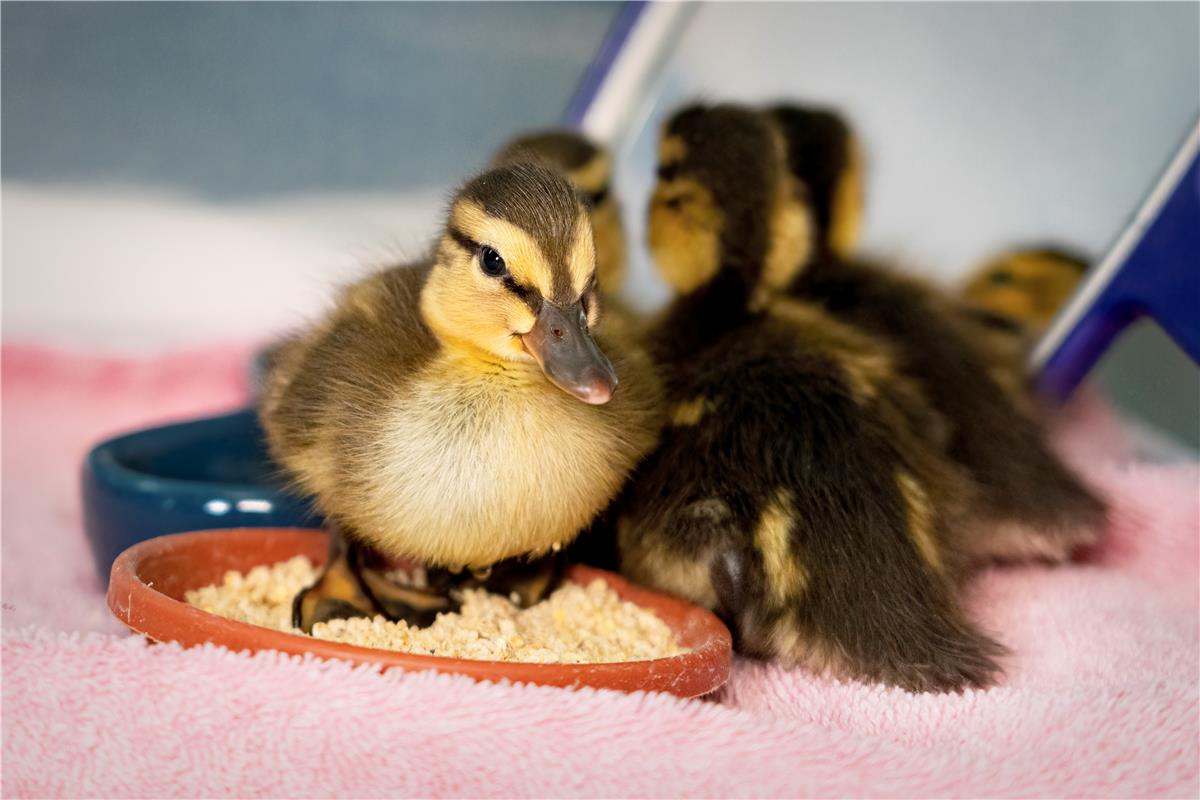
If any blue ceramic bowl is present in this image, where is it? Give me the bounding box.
[82,408,322,581]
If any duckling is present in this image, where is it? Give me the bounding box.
[620,104,1003,692]
[261,163,662,631]
[765,104,864,259]
[957,245,1091,392]
[491,130,629,313]
[761,105,1107,563]
[761,103,1025,394]
[961,244,1090,338]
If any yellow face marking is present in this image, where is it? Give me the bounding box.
[896,471,943,574]
[829,134,864,258]
[760,175,815,294]
[651,132,724,293]
[963,251,1087,328]
[451,199,555,298]
[568,152,611,197]
[421,200,555,366]
[649,177,722,294]
[755,489,805,607]
[669,396,709,427]
[421,245,536,360]
[659,134,686,165]
[559,153,623,296]
[590,199,626,295]
[566,212,597,298]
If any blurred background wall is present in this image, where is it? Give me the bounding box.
[3,1,1196,449]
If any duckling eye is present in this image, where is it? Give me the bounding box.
[657,163,680,182]
[989,270,1015,286]
[581,185,609,210]
[480,246,507,277]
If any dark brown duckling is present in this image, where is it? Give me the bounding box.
[765,103,864,260]
[260,163,663,631]
[619,104,1003,692]
[763,103,1107,563]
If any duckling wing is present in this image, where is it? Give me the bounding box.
[793,257,1107,560]
[259,262,438,502]
[619,322,1002,692]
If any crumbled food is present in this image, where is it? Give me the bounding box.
[184,556,688,663]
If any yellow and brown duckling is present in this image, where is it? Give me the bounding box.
[766,102,1032,398]
[261,162,662,631]
[619,104,1003,692]
[765,104,864,260]
[491,130,629,312]
[764,103,1107,563]
[961,244,1090,339]
[958,245,1091,387]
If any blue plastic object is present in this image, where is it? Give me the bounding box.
[82,409,321,581]
[1033,124,1200,403]
[561,1,648,128]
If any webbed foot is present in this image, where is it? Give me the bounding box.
[292,530,377,633]
[293,529,458,632]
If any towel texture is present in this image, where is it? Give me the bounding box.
[2,343,1197,798]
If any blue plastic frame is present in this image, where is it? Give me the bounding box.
[1033,125,1200,402]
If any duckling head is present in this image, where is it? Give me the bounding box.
[765,104,863,259]
[649,103,814,298]
[421,162,618,404]
[491,130,626,297]
[962,245,1090,331]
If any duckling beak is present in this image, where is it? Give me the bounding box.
[521,301,618,405]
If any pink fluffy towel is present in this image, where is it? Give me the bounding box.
[2,344,1198,798]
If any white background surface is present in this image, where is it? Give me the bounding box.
[4,3,1198,359]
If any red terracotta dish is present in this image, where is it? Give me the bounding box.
[108,528,732,698]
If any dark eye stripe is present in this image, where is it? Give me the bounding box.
[656,163,681,182]
[448,225,540,310]
[582,184,609,209]
[503,277,541,312]
[579,273,599,313]
[448,226,477,253]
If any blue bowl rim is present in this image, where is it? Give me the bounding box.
[84,408,296,500]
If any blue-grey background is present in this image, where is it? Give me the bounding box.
[3,1,1196,449]
[2,1,616,196]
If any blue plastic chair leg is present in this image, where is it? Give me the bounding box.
[1034,125,1200,404]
